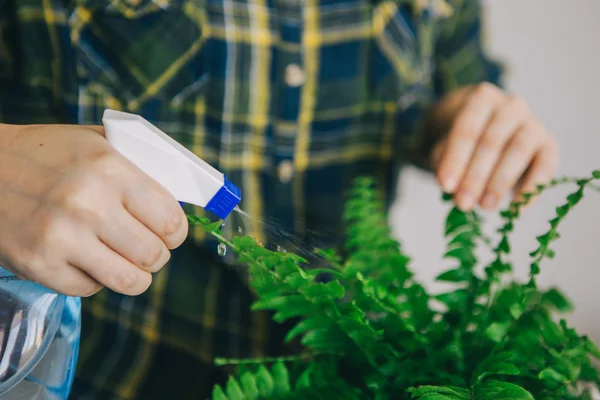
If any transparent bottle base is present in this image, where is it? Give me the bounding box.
[0,269,80,399]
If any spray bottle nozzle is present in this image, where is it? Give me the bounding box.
[102,109,242,220]
[204,176,241,219]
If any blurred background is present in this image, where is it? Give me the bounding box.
[391,0,600,342]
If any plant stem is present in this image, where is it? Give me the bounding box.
[215,352,315,366]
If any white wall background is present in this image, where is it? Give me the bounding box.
[390,0,600,342]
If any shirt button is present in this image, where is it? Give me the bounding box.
[277,160,295,183]
[285,64,305,87]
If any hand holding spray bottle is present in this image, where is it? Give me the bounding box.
[0,109,241,399]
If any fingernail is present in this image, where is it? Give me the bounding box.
[441,172,458,193]
[457,191,475,210]
[481,192,497,209]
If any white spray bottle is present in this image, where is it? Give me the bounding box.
[102,109,242,219]
[0,109,241,399]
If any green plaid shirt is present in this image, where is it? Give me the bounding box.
[0,0,501,398]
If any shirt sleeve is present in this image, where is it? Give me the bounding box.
[0,0,17,90]
[433,0,503,94]
[401,0,505,170]
[0,0,60,124]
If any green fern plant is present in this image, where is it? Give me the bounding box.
[188,171,600,399]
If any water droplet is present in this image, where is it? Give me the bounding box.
[238,226,243,233]
[217,243,227,256]
[276,246,287,253]
[221,222,226,227]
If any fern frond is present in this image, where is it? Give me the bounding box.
[192,171,600,400]
[212,361,364,400]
